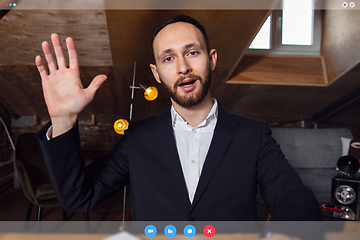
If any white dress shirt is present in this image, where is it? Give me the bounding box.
[171,99,218,203]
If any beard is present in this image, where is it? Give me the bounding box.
[160,67,211,108]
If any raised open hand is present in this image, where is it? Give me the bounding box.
[35,33,107,137]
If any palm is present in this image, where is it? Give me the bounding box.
[42,66,89,118]
[35,33,107,136]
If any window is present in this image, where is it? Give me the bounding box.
[249,14,271,50]
[247,0,321,55]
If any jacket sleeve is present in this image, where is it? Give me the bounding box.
[256,121,322,220]
[36,121,130,212]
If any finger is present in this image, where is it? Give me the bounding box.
[35,55,49,80]
[66,37,79,70]
[84,74,107,100]
[51,33,67,69]
[42,40,57,73]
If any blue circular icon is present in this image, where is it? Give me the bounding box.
[164,225,177,237]
[184,225,196,237]
[144,225,157,237]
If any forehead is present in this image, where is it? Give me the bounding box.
[153,22,206,55]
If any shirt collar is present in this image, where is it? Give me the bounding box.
[171,99,218,128]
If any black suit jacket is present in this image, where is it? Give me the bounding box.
[36,104,321,220]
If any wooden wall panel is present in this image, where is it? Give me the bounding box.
[321,10,360,83]
[0,10,112,66]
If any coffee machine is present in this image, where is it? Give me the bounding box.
[331,155,360,219]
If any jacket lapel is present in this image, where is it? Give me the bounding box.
[150,107,191,208]
[190,104,239,210]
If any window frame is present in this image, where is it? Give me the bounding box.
[246,10,322,56]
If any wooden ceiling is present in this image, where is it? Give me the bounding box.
[0,9,360,127]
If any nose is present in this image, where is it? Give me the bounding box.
[177,56,192,75]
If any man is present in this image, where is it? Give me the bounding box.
[35,15,321,221]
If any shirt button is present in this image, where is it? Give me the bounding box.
[191,160,196,164]
[192,129,197,133]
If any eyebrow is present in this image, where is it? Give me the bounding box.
[158,42,202,60]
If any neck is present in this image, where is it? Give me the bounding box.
[171,92,213,127]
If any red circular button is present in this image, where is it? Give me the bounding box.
[203,225,216,237]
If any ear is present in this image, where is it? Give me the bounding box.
[209,49,217,71]
[150,64,161,84]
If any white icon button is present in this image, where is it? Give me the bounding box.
[342,2,348,7]
[350,2,355,8]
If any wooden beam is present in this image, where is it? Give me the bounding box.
[227,55,328,86]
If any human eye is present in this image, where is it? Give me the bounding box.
[188,51,199,57]
[163,56,173,63]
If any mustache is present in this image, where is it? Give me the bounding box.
[174,74,202,89]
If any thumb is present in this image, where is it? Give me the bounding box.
[85,74,107,98]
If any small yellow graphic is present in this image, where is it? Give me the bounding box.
[114,119,129,135]
[144,86,158,101]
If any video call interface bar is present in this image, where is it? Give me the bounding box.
[1,0,360,10]
[0,221,358,239]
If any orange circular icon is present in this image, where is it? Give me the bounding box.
[144,86,158,101]
[113,119,129,135]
